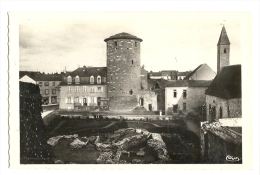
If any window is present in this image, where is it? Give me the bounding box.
[183,103,186,111]
[129,89,133,95]
[113,87,115,91]
[183,90,187,99]
[115,41,117,46]
[44,82,49,86]
[83,86,87,92]
[111,75,113,80]
[97,75,101,84]
[132,60,133,65]
[75,75,80,84]
[38,82,42,87]
[45,89,49,95]
[67,76,72,84]
[90,97,94,103]
[52,89,56,94]
[224,48,227,53]
[209,104,211,114]
[97,87,102,92]
[91,87,95,93]
[74,97,79,103]
[90,76,94,84]
[67,97,71,104]
[135,42,137,47]
[173,104,178,113]
[173,90,177,98]
[104,77,106,83]
[67,86,71,92]
[52,82,55,86]
[75,86,80,92]
[219,107,223,119]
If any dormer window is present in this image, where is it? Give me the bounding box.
[67,76,72,84]
[90,76,94,84]
[75,75,80,84]
[97,75,101,84]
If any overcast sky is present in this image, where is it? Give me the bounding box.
[19,12,246,73]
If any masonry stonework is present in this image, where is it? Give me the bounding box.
[206,95,241,122]
[106,39,141,97]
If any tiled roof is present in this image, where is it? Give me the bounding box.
[165,80,212,88]
[104,32,143,42]
[66,66,107,77]
[19,71,63,81]
[217,26,230,45]
[205,65,241,99]
[184,64,203,80]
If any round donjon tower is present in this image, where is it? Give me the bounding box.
[104,32,142,110]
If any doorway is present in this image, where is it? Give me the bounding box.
[148,104,152,111]
[139,98,144,106]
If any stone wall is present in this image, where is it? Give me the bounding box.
[106,39,141,97]
[138,90,158,111]
[109,95,138,111]
[201,131,242,163]
[217,45,230,74]
[206,95,241,122]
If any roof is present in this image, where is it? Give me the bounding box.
[217,26,230,45]
[165,80,212,88]
[184,64,203,80]
[104,32,143,42]
[149,72,162,76]
[19,71,63,81]
[177,71,191,76]
[205,65,241,99]
[157,79,175,89]
[66,66,107,77]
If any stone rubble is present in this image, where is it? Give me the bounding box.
[47,134,79,146]
[70,138,89,149]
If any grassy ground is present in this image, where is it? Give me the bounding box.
[53,137,99,164]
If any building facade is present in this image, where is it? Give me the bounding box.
[19,72,62,105]
[165,80,212,116]
[59,67,108,110]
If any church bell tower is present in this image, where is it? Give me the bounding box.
[217,26,230,74]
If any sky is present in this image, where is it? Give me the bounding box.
[19,12,246,73]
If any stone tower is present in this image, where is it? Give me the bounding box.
[104,32,143,111]
[217,26,230,74]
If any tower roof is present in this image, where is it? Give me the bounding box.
[104,32,143,42]
[217,26,230,45]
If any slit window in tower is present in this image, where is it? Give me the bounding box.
[135,42,137,47]
[224,48,226,53]
[132,60,133,65]
[115,41,117,46]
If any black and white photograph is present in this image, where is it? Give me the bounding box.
[16,12,245,165]
[4,2,258,171]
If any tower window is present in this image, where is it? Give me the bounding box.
[135,42,137,47]
[115,41,117,46]
[132,60,133,65]
[224,48,227,53]
[129,89,133,95]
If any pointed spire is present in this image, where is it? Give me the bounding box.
[217,26,230,45]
